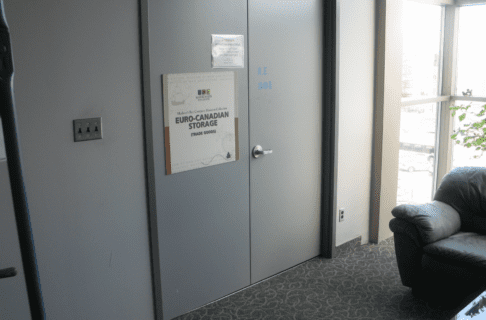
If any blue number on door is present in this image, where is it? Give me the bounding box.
[258,81,272,90]
[257,67,268,75]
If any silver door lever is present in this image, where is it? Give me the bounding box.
[253,145,273,158]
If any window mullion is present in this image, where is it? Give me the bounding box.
[436,5,459,188]
[401,96,450,107]
[451,96,486,102]
[431,6,446,197]
[455,0,486,6]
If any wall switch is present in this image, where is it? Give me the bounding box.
[73,117,102,142]
[339,208,345,222]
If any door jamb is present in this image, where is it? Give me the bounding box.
[138,0,164,319]
[320,0,338,259]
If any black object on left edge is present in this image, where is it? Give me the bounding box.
[0,2,45,319]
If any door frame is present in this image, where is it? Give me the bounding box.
[321,0,338,260]
[137,0,337,319]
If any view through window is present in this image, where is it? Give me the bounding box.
[452,101,486,169]
[397,1,442,206]
[452,4,486,169]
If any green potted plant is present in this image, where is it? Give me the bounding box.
[450,102,486,159]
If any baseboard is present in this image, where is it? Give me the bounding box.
[335,236,362,257]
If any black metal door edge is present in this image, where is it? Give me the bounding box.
[138,0,164,319]
[320,0,338,259]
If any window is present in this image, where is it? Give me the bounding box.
[397,102,438,205]
[401,1,442,102]
[452,102,486,168]
[451,4,486,168]
[397,0,444,206]
[397,0,486,207]
[371,0,486,239]
[455,5,486,97]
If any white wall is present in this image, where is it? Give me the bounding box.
[375,0,402,243]
[335,0,376,246]
[3,1,154,319]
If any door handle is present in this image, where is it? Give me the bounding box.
[0,267,17,279]
[253,145,273,158]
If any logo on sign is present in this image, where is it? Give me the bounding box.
[198,89,210,95]
[196,89,212,101]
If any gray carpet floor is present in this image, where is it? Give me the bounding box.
[173,237,486,320]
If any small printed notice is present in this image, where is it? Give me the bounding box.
[211,34,244,68]
[162,71,239,175]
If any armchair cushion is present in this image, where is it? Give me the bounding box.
[423,232,486,270]
[391,200,461,245]
[434,166,486,234]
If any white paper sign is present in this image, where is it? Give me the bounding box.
[211,34,244,68]
[162,71,239,175]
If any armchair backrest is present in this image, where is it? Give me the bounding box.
[434,167,486,234]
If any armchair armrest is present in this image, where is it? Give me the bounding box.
[391,200,461,245]
[389,201,461,288]
[389,217,423,248]
[389,218,423,287]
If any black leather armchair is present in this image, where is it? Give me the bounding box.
[389,166,486,305]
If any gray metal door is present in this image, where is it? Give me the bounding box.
[144,1,322,318]
[248,0,323,283]
[145,1,251,319]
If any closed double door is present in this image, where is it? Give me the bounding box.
[144,1,322,319]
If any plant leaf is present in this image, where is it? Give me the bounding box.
[459,114,466,121]
[476,137,486,145]
[477,120,486,128]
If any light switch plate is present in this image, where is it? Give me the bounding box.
[73,117,102,142]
